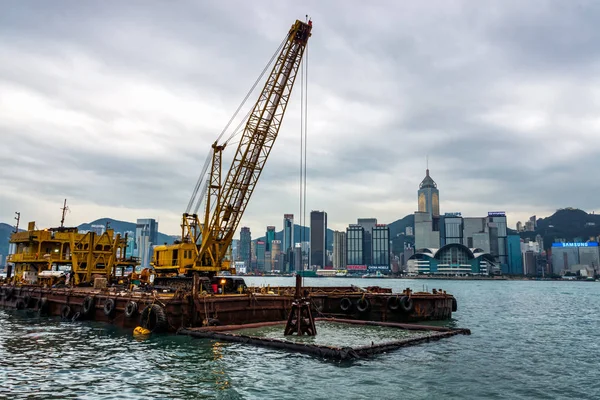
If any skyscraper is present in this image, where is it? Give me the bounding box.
[333,231,347,269]
[136,218,158,269]
[256,240,266,271]
[414,168,441,249]
[265,226,276,251]
[271,240,282,271]
[283,214,294,253]
[239,227,251,269]
[310,210,327,268]
[371,224,390,270]
[357,218,377,265]
[346,224,364,265]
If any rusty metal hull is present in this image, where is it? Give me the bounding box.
[0,285,455,332]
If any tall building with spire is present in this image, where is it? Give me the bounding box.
[414,168,441,249]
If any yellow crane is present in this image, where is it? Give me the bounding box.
[152,19,312,279]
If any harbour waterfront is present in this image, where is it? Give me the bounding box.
[1,278,598,399]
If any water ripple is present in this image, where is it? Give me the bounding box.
[1,279,599,399]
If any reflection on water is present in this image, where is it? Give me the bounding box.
[1,278,599,399]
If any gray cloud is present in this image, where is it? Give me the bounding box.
[2,0,600,236]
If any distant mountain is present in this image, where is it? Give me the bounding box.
[0,218,178,263]
[78,218,178,245]
[520,208,600,249]
[0,223,20,261]
[388,214,415,238]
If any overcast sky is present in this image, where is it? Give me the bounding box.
[2,0,600,237]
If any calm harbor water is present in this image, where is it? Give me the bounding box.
[1,277,599,399]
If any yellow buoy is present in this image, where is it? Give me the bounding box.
[133,326,151,337]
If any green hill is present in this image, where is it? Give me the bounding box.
[77,218,177,245]
[0,223,20,261]
[388,214,415,238]
[520,208,600,249]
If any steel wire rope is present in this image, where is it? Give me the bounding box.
[303,40,309,286]
[187,34,288,214]
[299,46,304,280]
[298,38,309,285]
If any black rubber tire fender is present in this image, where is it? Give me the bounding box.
[399,296,414,314]
[124,301,138,318]
[103,299,116,317]
[72,312,81,322]
[61,305,71,319]
[339,297,352,313]
[15,300,26,310]
[22,294,32,308]
[140,304,168,333]
[451,297,458,312]
[82,296,95,317]
[5,287,14,300]
[387,296,401,311]
[38,297,49,316]
[356,297,370,313]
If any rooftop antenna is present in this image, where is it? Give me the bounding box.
[426,154,429,176]
[60,199,69,228]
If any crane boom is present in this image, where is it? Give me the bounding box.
[152,19,312,276]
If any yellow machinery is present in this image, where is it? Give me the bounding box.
[152,19,312,278]
[8,222,135,285]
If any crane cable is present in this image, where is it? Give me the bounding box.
[186,34,289,215]
[299,38,309,283]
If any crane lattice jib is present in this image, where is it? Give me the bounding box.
[199,20,311,268]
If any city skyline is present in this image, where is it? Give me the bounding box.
[3,2,600,238]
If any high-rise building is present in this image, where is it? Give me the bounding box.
[414,168,441,249]
[256,240,266,272]
[332,231,347,269]
[283,214,294,252]
[551,243,581,275]
[506,235,523,275]
[310,211,327,268]
[250,240,257,270]
[523,250,537,275]
[488,212,508,268]
[346,224,364,266]
[462,217,486,249]
[294,244,303,272]
[371,224,390,271]
[577,243,600,272]
[265,226,276,252]
[357,218,377,265]
[239,227,252,269]
[516,221,523,232]
[444,213,463,245]
[271,239,282,272]
[136,218,158,269]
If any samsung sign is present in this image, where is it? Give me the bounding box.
[488,212,506,217]
[552,242,599,248]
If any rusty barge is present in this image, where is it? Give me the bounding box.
[0,280,457,333]
[1,19,461,343]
